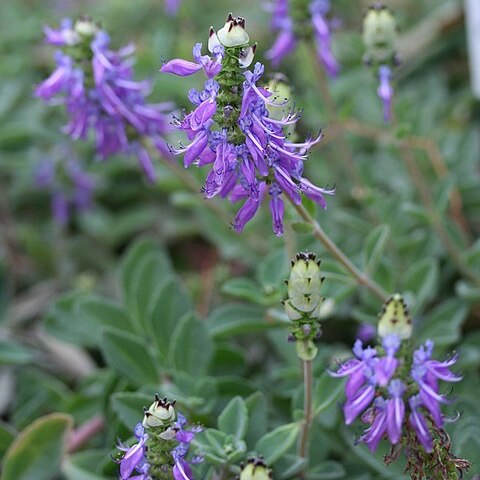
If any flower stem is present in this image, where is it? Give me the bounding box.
[298,358,313,470]
[289,200,388,301]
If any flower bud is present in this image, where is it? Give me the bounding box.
[284,252,324,320]
[377,293,412,340]
[142,395,176,428]
[74,17,98,38]
[362,4,397,65]
[239,458,272,480]
[216,13,250,47]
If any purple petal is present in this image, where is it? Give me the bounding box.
[160,59,202,76]
[344,384,375,425]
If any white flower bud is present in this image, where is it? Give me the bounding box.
[362,5,397,64]
[216,14,249,47]
[74,17,98,38]
[284,252,324,320]
[377,293,412,340]
[142,396,176,428]
[240,458,272,480]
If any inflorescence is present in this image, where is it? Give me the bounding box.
[160,14,334,236]
[35,17,172,182]
[330,294,470,478]
[362,4,399,123]
[115,396,202,480]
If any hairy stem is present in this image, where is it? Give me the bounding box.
[298,358,313,470]
[289,200,387,301]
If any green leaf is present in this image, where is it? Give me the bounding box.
[62,450,109,480]
[307,460,346,479]
[76,296,134,340]
[313,373,345,416]
[276,454,307,480]
[111,392,152,430]
[403,258,439,314]
[218,396,248,439]
[0,340,32,365]
[417,299,468,346]
[120,239,171,322]
[245,392,268,446]
[291,221,315,234]
[0,422,15,457]
[256,249,288,293]
[221,278,267,305]
[208,303,284,339]
[1,413,73,480]
[362,224,390,273]
[101,329,160,386]
[254,423,300,465]
[146,276,193,361]
[170,313,213,376]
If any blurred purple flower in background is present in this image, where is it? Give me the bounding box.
[164,0,181,16]
[35,154,95,227]
[266,0,339,77]
[35,18,172,181]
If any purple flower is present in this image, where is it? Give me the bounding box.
[164,0,181,16]
[117,424,150,480]
[266,0,339,77]
[160,43,223,78]
[35,156,96,226]
[410,340,461,428]
[408,395,433,452]
[377,65,393,123]
[36,19,171,179]
[356,323,376,343]
[331,334,462,453]
[161,19,334,236]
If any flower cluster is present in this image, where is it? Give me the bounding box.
[330,294,466,474]
[35,153,95,226]
[161,14,334,236]
[266,0,339,77]
[35,17,172,182]
[283,252,324,360]
[362,4,399,123]
[116,396,202,480]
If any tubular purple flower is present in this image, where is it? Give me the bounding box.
[344,382,376,425]
[377,65,393,123]
[374,334,400,386]
[386,379,406,444]
[359,397,387,452]
[52,192,69,226]
[118,424,149,480]
[408,395,433,452]
[269,185,285,236]
[266,29,296,67]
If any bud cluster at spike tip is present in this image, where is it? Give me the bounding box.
[283,252,325,360]
[362,4,399,123]
[238,457,272,480]
[160,14,334,236]
[265,0,340,77]
[115,395,202,480]
[330,294,462,456]
[35,17,172,182]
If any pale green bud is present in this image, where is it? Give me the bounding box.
[74,17,98,38]
[362,5,398,65]
[239,458,272,480]
[377,293,412,340]
[284,252,324,320]
[142,395,176,428]
[216,13,249,47]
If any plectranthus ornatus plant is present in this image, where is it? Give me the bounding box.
[160,14,335,236]
[330,294,471,479]
[265,0,340,77]
[362,4,399,123]
[114,396,203,480]
[35,17,172,181]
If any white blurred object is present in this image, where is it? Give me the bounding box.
[465,0,480,98]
